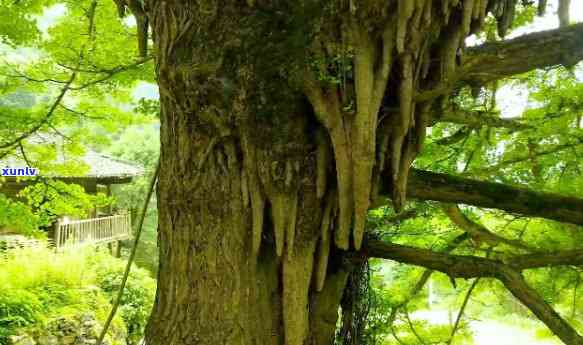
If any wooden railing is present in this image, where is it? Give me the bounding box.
[54,213,132,249]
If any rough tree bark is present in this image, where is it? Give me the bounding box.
[143,2,347,345]
[114,1,583,344]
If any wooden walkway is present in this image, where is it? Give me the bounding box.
[54,213,132,250]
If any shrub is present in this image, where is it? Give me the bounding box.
[0,246,156,345]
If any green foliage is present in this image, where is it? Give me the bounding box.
[107,125,159,274]
[19,180,113,227]
[92,255,156,344]
[0,0,48,46]
[0,193,41,236]
[0,247,156,345]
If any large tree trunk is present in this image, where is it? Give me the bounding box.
[139,1,576,344]
[143,3,349,345]
[146,109,348,345]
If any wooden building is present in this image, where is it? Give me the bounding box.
[0,135,144,252]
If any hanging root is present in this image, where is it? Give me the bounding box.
[286,191,299,259]
[283,241,318,345]
[391,53,414,212]
[240,133,265,258]
[331,126,353,251]
[271,193,287,257]
[558,0,571,27]
[496,0,518,38]
[351,24,377,251]
[269,188,299,258]
[314,191,335,292]
[250,186,265,256]
[316,128,331,200]
[537,0,548,15]
[396,0,415,54]
[114,0,149,57]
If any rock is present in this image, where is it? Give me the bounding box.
[61,335,76,345]
[10,312,125,345]
[8,334,36,345]
[37,335,58,345]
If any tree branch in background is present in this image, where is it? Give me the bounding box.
[388,233,470,324]
[399,169,583,226]
[365,240,583,345]
[463,22,583,85]
[434,127,473,146]
[558,0,571,28]
[69,56,153,90]
[96,159,160,345]
[447,278,481,345]
[416,23,583,101]
[0,0,101,159]
[500,268,583,345]
[473,137,583,174]
[434,108,531,130]
[0,72,76,156]
[442,204,537,252]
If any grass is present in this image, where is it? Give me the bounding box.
[0,245,156,345]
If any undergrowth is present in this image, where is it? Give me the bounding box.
[0,246,156,345]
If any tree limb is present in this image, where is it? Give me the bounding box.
[442,204,537,252]
[366,241,502,279]
[416,23,583,101]
[365,240,583,344]
[499,268,583,345]
[434,108,531,130]
[447,278,480,345]
[397,169,583,226]
[0,72,76,153]
[509,250,583,270]
[365,241,583,276]
[463,23,583,84]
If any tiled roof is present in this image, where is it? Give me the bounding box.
[0,133,144,179]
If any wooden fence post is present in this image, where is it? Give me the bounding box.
[53,219,61,251]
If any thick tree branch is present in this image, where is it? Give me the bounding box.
[416,24,583,101]
[399,169,583,226]
[434,109,531,130]
[366,241,502,279]
[500,268,583,345]
[366,240,583,272]
[365,240,583,344]
[463,23,583,85]
[509,250,583,269]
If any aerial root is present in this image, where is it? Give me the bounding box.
[330,127,353,251]
[250,186,264,256]
[240,132,265,258]
[282,240,317,345]
[271,193,287,257]
[316,128,331,199]
[314,191,335,292]
[286,191,299,259]
[390,53,414,212]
